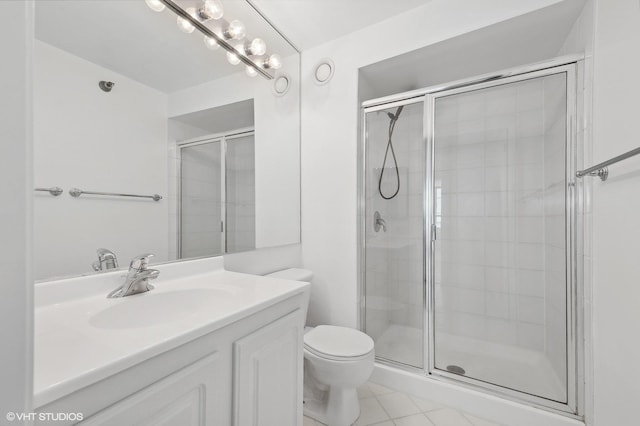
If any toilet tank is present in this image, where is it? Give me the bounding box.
[265,268,313,282]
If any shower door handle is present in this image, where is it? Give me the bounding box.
[431,224,437,241]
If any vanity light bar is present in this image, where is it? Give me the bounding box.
[158,0,275,80]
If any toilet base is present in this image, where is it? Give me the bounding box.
[304,383,360,426]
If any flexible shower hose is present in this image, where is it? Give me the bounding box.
[378,105,403,200]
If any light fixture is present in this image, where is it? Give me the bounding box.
[147,0,281,80]
[145,0,166,12]
[203,35,219,50]
[196,0,223,21]
[245,38,267,56]
[263,54,282,70]
[223,20,246,40]
[177,7,196,33]
[226,51,241,65]
[246,66,257,77]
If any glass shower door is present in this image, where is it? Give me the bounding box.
[180,140,223,258]
[428,68,573,405]
[363,99,425,368]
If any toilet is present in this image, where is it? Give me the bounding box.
[265,268,375,426]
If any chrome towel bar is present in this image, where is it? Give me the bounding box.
[576,146,640,181]
[69,188,162,202]
[34,186,63,196]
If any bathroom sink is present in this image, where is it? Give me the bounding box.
[89,289,231,329]
[34,259,311,409]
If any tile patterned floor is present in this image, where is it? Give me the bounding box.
[303,382,505,426]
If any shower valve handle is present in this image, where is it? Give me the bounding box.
[374,211,387,233]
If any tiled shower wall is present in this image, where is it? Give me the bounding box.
[167,125,256,259]
[226,135,256,253]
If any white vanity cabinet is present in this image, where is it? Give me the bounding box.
[34,272,308,426]
[233,310,302,426]
[80,353,223,426]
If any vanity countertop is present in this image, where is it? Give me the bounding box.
[33,258,309,408]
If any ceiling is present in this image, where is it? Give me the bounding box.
[171,98,255,134]
[35,0,298,93]
[34,0,436,93]
[359,0,586,100]
[251,0,431,50]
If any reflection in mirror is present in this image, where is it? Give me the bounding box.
[33,0,300,281]
[171,100,256,259]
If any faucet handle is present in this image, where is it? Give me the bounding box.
[129,253,154,271]
[97,248,116,258]
[97,248,118,264]
[93,248,118,271]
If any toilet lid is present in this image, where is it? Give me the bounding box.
[304,325,374,359]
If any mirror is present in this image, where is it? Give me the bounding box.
[33,0,300,281]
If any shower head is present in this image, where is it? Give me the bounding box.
[378,104,404,200]
[387,105,404,121]
[99,81,115,92]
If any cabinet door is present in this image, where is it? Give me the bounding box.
[233,309,304,426]
[80,353,223,426]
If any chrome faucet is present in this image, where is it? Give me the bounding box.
[108,253,159,298]
[374,211,387,232]
[92,248,118,272]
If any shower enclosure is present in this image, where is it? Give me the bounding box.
[360,60,581,414]
[179,130,256,259]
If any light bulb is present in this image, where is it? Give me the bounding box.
[246,66,258,77]
[177,8,196,33]
[247,38,266,56]
[226,51,241,65]
[145,0,165,12]
[203,35,219,50]
[224,20,245,40]
[265,54,282,70]
[203,0,223,20]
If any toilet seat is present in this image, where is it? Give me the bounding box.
[304,325,374,361]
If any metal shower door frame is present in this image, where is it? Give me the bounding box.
[358,56,584,418]
[177,128,255,258]
[359,95,427,371]
[425,63,580,416]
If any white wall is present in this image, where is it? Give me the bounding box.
[168,61,300,250]
[591,1,640,425]
[300,0,567,328]
[33,41,169,280]
[0,0,33,418]
[223,243,302,276]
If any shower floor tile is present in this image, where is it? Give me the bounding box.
[303,381,504,426]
